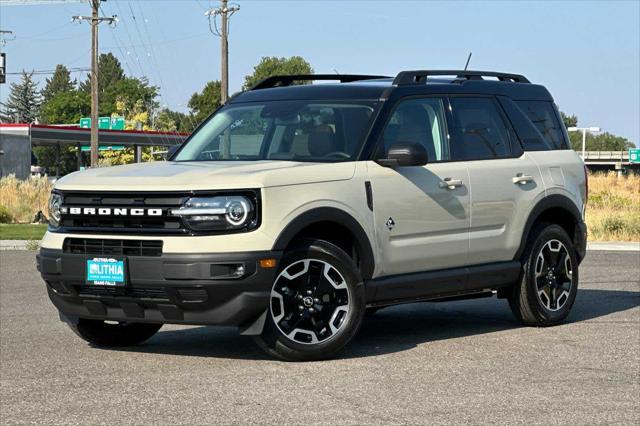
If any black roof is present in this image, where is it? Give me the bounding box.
[230,71,554,103]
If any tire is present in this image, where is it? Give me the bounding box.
[67,318,162,347]
[509,223,579,326]
[254,239,366,361]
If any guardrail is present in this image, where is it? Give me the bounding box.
[580,151,629,162]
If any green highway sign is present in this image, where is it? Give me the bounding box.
[629,148,640,164]
[79,117,125,130]
[80,145,125,152]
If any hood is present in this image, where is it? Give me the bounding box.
[54,160,356,191]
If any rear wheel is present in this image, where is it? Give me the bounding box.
[255,239,366,361]
[509,223,579,326]
[67,318,162,347]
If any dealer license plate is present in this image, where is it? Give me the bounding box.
[86,258,126,286]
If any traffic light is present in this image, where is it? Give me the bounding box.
[0,53,6,84]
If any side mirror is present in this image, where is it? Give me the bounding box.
[167,144,181,159]
[376,142,428,167]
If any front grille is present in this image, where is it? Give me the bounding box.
[63,238,163,257]
[76,285,170,301]
[58,191,190,235]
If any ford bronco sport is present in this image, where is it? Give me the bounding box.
[38,70,587,361]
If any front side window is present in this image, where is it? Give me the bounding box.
[174,101,376,162]
[449,97,513,161]
[515,100,567,150]
[381,98,449,162]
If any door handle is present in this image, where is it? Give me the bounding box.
[439,178,464,190]
[512,174,534,185]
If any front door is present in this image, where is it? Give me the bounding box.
[367,97,470,277]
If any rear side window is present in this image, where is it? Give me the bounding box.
[515,101,567,150]
[449,97,513,161]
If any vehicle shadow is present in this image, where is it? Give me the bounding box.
[105,288,639,360]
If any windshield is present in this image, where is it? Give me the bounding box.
[174,100,377,162]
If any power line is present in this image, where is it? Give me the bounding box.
[7,66,90,75]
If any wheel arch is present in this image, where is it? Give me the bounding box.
[514,194,586,262]
[271,207,376,280]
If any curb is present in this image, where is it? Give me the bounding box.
[0,240,39,251]
[587,242,639,252]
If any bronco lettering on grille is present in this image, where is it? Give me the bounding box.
[63,207,163,216]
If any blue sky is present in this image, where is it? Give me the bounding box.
[1,0,639,144]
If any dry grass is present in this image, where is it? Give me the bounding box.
[586,172,640,242]
[0,175,53,223]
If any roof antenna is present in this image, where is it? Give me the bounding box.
[464,52,472,71]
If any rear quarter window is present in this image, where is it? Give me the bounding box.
[515,100,568,150]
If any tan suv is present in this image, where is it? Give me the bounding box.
[38,71,588,361]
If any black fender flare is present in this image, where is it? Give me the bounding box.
[514,194,586,261]
[271,207,376,280]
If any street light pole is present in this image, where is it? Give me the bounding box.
[567,126,602,159]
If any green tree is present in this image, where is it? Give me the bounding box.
[39,90,90,125]
[154,108,192,133]
[243,56,313,90]
[32,145,80,176]
[41,65,75,103]
[0,71,41,123]
[569,132,635,151]
[79,52,125,97]
[560,111,577,128]
[105,77,158,117]
[188,80,221,125]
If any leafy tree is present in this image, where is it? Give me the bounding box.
[560,111,577,128]
[41,65,75,103]
[154,108,192,133]
[188,80,221,125]
[32,145,80,176]
[559,110,635,150]
[243,56,313,90]
[79,52,125,97]
[568,132,634,151]
[0,71,41,123]
[39,90,90,125]
[100,77,158,117]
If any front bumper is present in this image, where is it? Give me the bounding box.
[37,248,282,331]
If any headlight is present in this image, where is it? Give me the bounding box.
[48,192,62,227]
[171,195,258,232]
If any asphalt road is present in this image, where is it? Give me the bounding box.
[1,250,638,425]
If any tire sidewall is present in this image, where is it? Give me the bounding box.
[525,224,579,323]
[260,239,366,361]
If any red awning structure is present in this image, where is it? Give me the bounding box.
[0,123,190,179]
[0,123,188,147]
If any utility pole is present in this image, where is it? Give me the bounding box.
[205,1,240,104]
[72,0,117,168]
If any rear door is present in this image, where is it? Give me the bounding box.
[447,96,545,264]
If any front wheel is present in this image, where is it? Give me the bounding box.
[66,318,162,347]
[255,239,366,361]
[508,223,579,326]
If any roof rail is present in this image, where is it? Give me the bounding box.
[250,74,390,90]
[393,70,531,85]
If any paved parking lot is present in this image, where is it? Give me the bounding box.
[1,250,638,425]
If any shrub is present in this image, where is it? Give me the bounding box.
[0,175,53,223]
[0,205,13,223]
